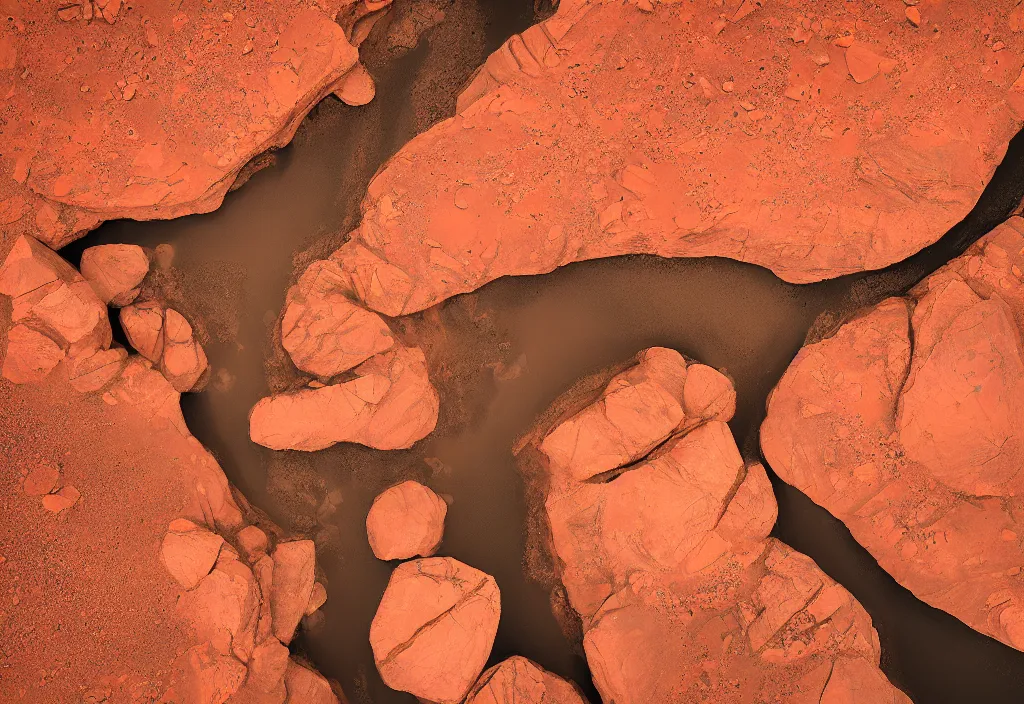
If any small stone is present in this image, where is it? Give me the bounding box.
[334,62,375,106]
[242,40,253,55]
[834,35,855,48]
[846,44,883,83]
[24,463,60,496]
[237,525,268,561]
[57,5,82,21]
[906,7,922,26]
[122,85,136,101]
[722,80,735,92]
[42,485,80,513]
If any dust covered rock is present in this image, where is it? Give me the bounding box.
[762,216,1024,652]
[366,480,447,560]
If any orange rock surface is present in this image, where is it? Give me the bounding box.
[0,0,392,251]
[762,216,1024,652]
[369,557,501,703]
[525,347,910,703]
[320,0,1023,318]
[249,344,439,451]
[464,656,586,704]
[366,480,448,560]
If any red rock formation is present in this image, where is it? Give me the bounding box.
[0,0,393,251]
[315,0,1023,319]
[120,301,209,392]
[525,347,910,703]
[281,259,395,378]
[366,480,448,560]
[464,656,586,704]
[80,244,150,306]
[762,216,1024,652]
[249,344,439,451]
[369,557,501,703]
[0,235,112,384]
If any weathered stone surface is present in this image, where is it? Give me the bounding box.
[762,217,1024,652]
[370,557,501,704]
[41,485,81,513]
[366,480,447,560]
[2,323,65,383]
[281,259,394,378]
[319,0,1022,319]
[247,638,291,693]
[237,525,269,562]
[23,462,60,497]
[465,656,586,704]
[249,344,439,451]
[0,236,111,374]
[161,308,208,392]
[334,61,376,106]
[175,642,247,704]
[283,660,339,704]
[161,521,225,590]
[270,540,316,644]
[0,0,394,251]
[526,348,909,703]
[177,551,261,662]
[68,346,128,393]
[305,582,328,616]
[80,244,149,306]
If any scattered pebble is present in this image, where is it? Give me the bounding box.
[722,80,735,92]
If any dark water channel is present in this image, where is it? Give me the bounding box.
[61,0,1024,700]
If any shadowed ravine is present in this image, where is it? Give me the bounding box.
[61,1,1024,701]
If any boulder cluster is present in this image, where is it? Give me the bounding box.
[0,235,208,394]
[525,347,910,703]
[363,479,587,703]
[161,521,336,703]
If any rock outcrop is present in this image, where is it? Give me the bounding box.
[314,0,1023,319]
[366,480,448,560]
[0,0,394,251]
[464,656,586,704]
[249,344,439,451]
[523,347,910,703]
[762,216,1024,652]
[369,557,501,703]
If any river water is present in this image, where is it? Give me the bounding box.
[61,0,1024,701]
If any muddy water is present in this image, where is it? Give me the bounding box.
[60,1,1024,701]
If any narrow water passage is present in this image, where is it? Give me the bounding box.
[57,2,1024,701]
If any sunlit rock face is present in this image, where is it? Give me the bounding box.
[317,0,1023,318]
[524,347,910,704]
[0,0,391,251]
[763,217,1024,653]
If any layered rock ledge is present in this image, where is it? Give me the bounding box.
[763,216,1024,652]
[0,0,391,251]
[323,0,1023,319]
[521,347,910,703]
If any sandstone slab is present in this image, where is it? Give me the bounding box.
[320,0,1023,319]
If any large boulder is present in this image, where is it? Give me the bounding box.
[177,550,261,663]
[366,480,447,561]
[369,557,501,704]
[465,657,586,704]
[80,244,149,306]
[120,303,207,392]
[281,259,394,378]
[762,216,1024,651]
[525,348,910,703]
[0,0,394,250]
[318,0,1023,319]
[249,344,439,451]
[283,660,339,704]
